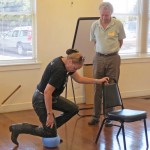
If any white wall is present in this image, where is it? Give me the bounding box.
[119,57,150,98]
[0,0,150,113]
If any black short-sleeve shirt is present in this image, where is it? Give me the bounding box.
[37,56,73,97]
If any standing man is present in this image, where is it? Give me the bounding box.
[88,2,126,126]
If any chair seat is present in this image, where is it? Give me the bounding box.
[108,109,147,122]
[96,83,149,149]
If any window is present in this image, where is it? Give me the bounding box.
[0,0,35,64]
[104,0,150,56]
[148,1,150,52]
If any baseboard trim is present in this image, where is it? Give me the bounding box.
[0,96,84,113]
[1,89,150,113]
[121,89,150,98]
[0,102,33,113]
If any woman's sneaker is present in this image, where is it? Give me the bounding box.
[88,118,99,125]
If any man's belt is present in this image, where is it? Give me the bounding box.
[96,52,118,56]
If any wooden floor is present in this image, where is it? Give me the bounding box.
[0,97,150,150]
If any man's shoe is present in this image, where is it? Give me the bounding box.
[88,118,99,125]
[105,120,113,127]
[60,139,63,143]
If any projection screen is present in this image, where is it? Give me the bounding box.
[72,17,99,65]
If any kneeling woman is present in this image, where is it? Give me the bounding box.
[9,49,109,145]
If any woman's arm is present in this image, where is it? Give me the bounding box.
[44,83,55,128]
[71,71,109,84]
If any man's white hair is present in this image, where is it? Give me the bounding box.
[99,2,113,14]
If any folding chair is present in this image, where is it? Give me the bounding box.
[95,83,149,150]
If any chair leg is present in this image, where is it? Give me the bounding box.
[95,118,106,144]
[116,125,122,139]
[121,123,127,150]
[143,119,149,148]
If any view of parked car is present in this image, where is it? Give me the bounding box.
[0,26,32,55]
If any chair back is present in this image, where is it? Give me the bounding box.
[103,83,123,109]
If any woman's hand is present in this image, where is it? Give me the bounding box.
[46,113,54,128]
[96,77,109,84]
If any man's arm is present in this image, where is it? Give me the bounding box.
[119,39,123,48]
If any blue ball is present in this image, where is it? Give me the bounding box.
[42,135,61,148]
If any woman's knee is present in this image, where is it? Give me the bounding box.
[71,104,79,115]
[43,124,57,137]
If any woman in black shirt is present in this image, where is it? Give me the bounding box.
[9,49,109,145]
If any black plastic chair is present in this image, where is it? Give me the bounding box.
[95,83,149,150]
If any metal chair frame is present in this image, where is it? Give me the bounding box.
[95,83,149,150]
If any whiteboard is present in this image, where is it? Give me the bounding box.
[72,17,99,65]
